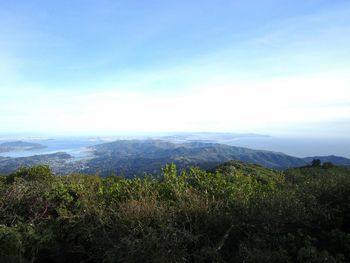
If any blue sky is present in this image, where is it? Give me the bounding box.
[0,0,349,136]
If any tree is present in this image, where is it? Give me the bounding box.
[311,159,321,167]
[322,162,334,169]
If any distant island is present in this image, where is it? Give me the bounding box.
[0,141,47,153]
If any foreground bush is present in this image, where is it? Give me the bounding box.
[0,163,349,262]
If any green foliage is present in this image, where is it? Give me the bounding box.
[312,159,322,167]
[6,165,53,184]
[0,225,23,263]
[0,175,5,191]
[0,163,349,262]
[323,162,335,169]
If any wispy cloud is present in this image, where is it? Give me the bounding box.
[1,70,349,136]
[0,0,349,136]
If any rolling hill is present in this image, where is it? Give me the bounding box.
[1,139,350,177]
[83,140,346,177]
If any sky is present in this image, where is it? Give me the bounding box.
[0,0,349,137]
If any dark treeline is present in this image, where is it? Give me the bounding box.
[0,161,349,262]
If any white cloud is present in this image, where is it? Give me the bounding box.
[1,70,349,136]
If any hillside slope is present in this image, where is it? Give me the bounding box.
[85,140,306,176]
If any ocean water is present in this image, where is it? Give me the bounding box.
[0,138,102,159]
[226,137,350,158]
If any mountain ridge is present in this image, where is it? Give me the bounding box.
[1,139,350,176]
[83,140,350,177]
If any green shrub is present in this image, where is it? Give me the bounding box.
[0,164,349,262]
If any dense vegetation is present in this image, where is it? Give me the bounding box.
[0,161,349,262]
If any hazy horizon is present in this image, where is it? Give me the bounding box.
[1,132,350,159]
[1,1,349,137]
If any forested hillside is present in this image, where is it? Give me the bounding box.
[0,162,349,262]
[2,140,350,177]
[85,140,350,177]
[86,140,306,176]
